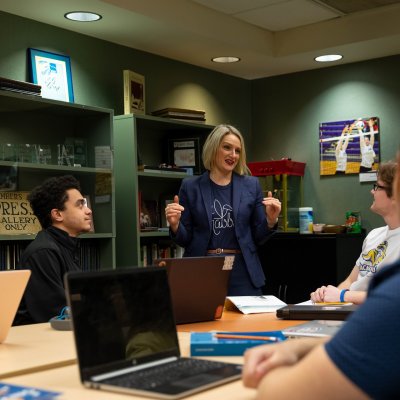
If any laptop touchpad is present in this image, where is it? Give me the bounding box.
[173,373,220,388]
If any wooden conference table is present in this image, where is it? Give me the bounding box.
[1,311,305,399]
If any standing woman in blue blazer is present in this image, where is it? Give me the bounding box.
[165,124,281,295]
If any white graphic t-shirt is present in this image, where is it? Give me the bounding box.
[350,226,400,291]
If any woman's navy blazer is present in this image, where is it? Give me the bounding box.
[171,171,275,288]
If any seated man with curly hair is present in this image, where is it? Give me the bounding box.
[14,175,92,325]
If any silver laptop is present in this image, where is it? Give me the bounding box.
[65,267,241,400]
[0,269,31,343]
[153,256,234,324]
[282,320,345,338]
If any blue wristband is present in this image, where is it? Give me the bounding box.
[340,289,349,302]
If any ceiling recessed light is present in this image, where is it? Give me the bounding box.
[212,56,240,63]
[64,11,102,22]
[314,54,343,63]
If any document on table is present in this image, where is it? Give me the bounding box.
[296,300,353,306]
[226,295,287,314]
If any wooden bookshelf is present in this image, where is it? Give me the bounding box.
[113,114,214,266]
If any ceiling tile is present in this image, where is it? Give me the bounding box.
[235,0,340,31]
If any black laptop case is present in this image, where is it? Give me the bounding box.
[276,304,359,321]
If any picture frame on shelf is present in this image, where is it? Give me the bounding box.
[28,48,74,102]
[140,199,159,231]
[168,137,201,174]
[123,70,145,115]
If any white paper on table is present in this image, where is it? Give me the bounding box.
[226,295,287,314]
[295,299,354,306]
[296,300,314,305]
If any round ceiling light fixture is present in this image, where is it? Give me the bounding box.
[314,54,343,62]
[64,11,102,22]
[212,56,240,63]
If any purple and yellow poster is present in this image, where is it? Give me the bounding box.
[319,117,380,176]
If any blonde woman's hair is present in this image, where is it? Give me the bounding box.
[202,124,251,175]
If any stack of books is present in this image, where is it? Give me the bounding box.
[151,108,206,123]
[0,76,41,96]
[141,165,189,175]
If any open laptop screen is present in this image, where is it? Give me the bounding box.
[153,256,233,324]
[65,267,180,380]
[0,269,31,343]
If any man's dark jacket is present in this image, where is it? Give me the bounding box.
[14,226,80,325]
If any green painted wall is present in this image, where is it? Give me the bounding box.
[1,11,399,232]
[251,57,400,231]
[0,11,251,139]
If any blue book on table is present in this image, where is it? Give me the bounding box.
[190,331,286,356]
[0,382,61,399]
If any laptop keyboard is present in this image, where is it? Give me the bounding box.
[101,358,232,390]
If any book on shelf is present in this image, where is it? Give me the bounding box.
[225,295,287,314]
[190,331,286,356]
[169,117,206,124]
[151,107,205,119]
[0,242,28,270]
[123,70,145,115]
[95,146,112,169]
[79,241,100,271]
[0,76,41,96]
[140,244,148,266]
[0,86,41,96]
[142,165,189,175]
[140,243,184,266]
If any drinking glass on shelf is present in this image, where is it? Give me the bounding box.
[2,143,17,162]
[18,143,38,163]
[38,145,52,165]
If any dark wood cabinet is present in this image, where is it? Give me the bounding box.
[259,232,366,303]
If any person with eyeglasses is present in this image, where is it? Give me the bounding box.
[310,161,400,305]
[242,153,400,399]
[14,175,93,325]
